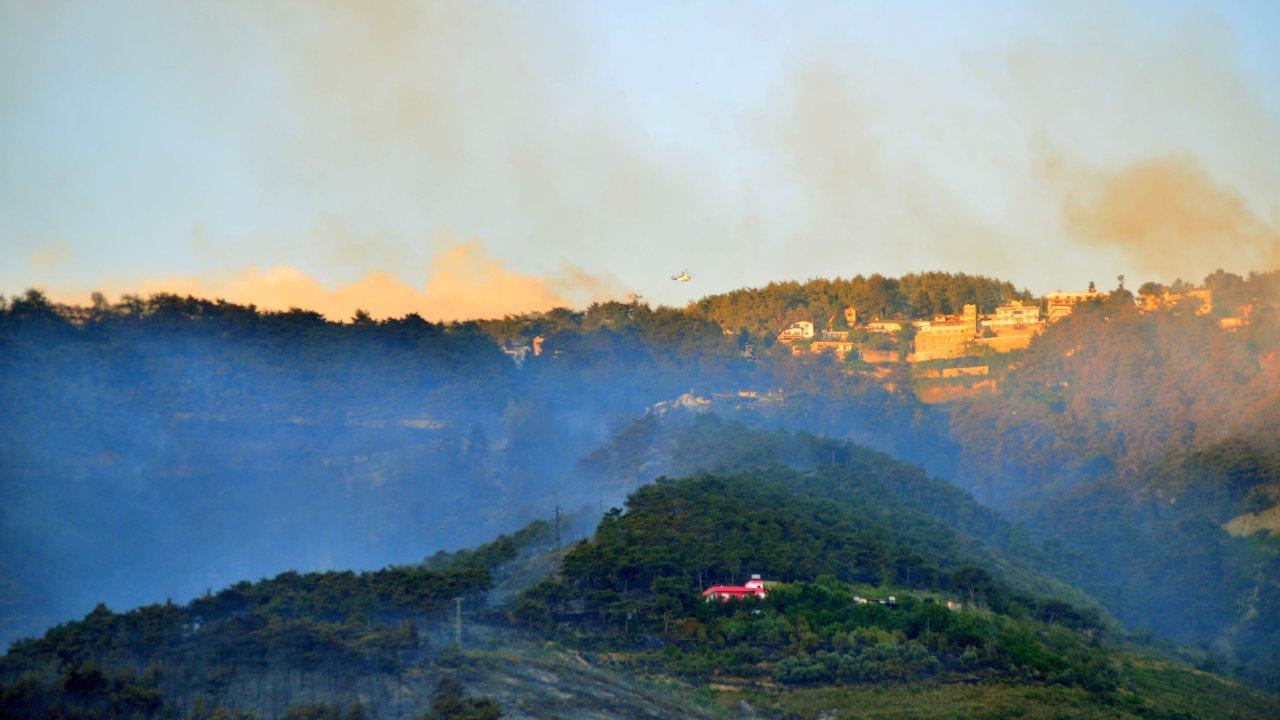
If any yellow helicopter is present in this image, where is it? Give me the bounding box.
[671,270,692,282]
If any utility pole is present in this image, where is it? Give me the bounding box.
[454,596,463,650]
[554,504,562,551]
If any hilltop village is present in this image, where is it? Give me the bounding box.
[714,281,1260,406]
[774,283,1239,366]
[489,277,1258,411]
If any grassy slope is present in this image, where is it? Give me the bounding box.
[701,658,1280,720]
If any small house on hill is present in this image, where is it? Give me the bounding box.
[702,574,770,602]
[777,321,815,343]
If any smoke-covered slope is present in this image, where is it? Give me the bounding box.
[7,456,1279,719]
[1,290,931,649]
[0,293,760,647]
[574,414,1090,600]
[0,519,718,720]
[5,269,1280,698]
[947,293,1280,509]
[1022,435,1280,689]
[512,471,1279,719]
[935,290,1280,689]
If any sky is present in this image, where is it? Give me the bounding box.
[2,0,1279,319]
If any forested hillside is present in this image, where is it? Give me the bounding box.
[0,291,751,647]
[5,268,1280,701]
[0,521,570,720]
[948,288,1280,509]
[516,471,1277,719]
[1022,437,1280,690]
[687,272,1032,340]
[524,474,1108,677]
[579,412,1280,691]
[933,273,1280,690]
[6,459,1278,719]
[574,415,1059,582]
[0,284,947,648]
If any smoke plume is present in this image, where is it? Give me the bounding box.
[3,2,1279,300]
[1043,153,1280,279]
[67,241,620,321]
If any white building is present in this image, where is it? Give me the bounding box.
[777,321,815,342]
[983,300,1041,329]
[1046,290,1104,322]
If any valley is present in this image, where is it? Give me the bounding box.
[3,269,1280,717]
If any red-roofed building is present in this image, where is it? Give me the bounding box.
[702,574,770,602]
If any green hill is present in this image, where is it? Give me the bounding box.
[6,273,1280,718]
[1021,435,1280,690]
[522,472,1110,681]
[514,471,1279,719]
[931,276,1280,692]
[686,272,1032,339]
[575,414,1090,601]
[4,464,1278,719]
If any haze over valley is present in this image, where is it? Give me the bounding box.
[3,2,1280,719]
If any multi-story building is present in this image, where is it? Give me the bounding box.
[911,305,978,362]
[1046,290,1105,322]
[984,299,1041,329]
[976,300,1044,353]
[865,321,903,334]
[777,321,815,342]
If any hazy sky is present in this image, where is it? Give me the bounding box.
[3,0,1279,318]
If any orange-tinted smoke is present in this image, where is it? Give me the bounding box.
[60,242,617,322]
[1049,154,1279,279]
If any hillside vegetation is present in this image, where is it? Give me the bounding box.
[5,462,1277,719]
[687,272,1032,339]
[0,522,555,720]
[5,267,1280,706]
[516,470,1276,719]
[0,291,756,646]
[0,286,942,648]
[520,472,1105,678]
[932,277,1280,689]
[949,292,1280,508]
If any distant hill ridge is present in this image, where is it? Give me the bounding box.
[5,267,1280,701]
